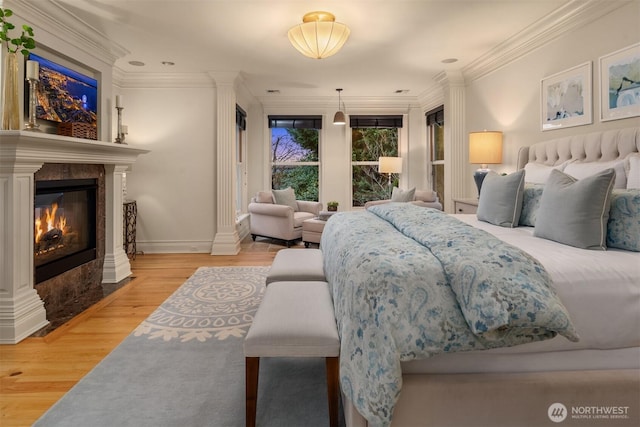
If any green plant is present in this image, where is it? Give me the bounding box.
[0,8,35,56]
[327,201,339,209]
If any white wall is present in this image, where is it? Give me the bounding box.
[122,86,216,253]
[464,1,640,196]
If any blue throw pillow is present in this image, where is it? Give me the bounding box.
[519,183,545,227]
[607,189,640,251]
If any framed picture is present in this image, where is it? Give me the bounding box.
[599,42,640,122]
[541,62,592,131]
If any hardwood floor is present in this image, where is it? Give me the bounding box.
[0,239,288,427]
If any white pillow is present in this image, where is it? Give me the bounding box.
[564,160,627,189]
[523,161,569,184]
[626,156,640,189]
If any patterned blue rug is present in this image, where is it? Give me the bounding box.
[35,266,343,427]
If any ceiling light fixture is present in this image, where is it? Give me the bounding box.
[288,11,350,59]
[333,88,346,125]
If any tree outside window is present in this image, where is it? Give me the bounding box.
[271,127,319,201]
[352,128,398,206]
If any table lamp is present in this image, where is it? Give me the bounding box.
[469,131,503,197]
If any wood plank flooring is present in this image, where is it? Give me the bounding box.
[0,240,288,427]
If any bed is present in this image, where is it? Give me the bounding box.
[320,127,640,427]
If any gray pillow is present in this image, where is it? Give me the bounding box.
[272,187,297,211]
[391,187,415,202]
[534,168,615,250]
[476,170,525,227]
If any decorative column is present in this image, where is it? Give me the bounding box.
[0,161,49,343]
[436,70,466,213]
[102,164,132,283]
[210,72,241,255]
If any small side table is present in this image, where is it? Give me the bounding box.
[453,198,479,214]
[123,200,137,259]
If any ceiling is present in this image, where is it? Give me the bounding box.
[31,0,577,99]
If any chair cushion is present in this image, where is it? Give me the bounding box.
[293,211,315,228]
[256,191,274,203]
[273,187,297,210]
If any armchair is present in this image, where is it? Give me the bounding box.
[248,190,322,247]
[364,188,443,210]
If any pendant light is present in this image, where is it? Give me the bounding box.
[333,88,346,125]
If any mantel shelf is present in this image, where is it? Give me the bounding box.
[0,130,150,167]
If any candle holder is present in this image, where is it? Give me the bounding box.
[23,78,41,132]
[115,106,124,143]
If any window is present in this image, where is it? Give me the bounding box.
[350,115,402,207]
[269,116,321,201]
[426,106,444,207]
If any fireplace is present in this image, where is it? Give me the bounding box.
[34,178,98,284]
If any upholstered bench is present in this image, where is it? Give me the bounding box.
[244,281,340,427]
[265,248,325,285]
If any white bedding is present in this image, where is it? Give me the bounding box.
[402,214,640,374]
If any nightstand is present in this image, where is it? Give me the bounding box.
[453,198,479,214]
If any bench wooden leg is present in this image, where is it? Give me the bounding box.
[246,357,260,427]
[326,356,340,427]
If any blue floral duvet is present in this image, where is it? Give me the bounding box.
[320,204,579,427]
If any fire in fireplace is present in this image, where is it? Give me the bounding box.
[34,178,97,283]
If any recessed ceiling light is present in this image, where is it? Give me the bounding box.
[441,58,458,64]
[128,60,145,66]
[161,61,175,66]
[267,89,280,94]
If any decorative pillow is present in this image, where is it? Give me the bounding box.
[391,187,416,203]
[272,187,297,211]
[534,168,615,250]
[564,160,627,189]
[626,155,640,189]
[256,191,274,204]
[477,170,525,228]
[414,189,436,202]
[523,161,569,184]
[519,183,545,227]
[606,189,640,251]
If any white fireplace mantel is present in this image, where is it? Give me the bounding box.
[0,130,149,344]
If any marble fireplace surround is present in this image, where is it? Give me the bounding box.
[0,131,149,344]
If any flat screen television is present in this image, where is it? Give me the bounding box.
[27,53,98,127]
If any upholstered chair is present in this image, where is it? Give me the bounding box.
[364,188,443,210]
[248,189,322,247]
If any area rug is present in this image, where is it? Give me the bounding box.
[34,266,344,427]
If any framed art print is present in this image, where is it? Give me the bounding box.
[541,62,592,131]
[599,42,640,122]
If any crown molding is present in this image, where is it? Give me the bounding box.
[113,69,215,88]
[462,0,630,82]
[8,0,129,66]
[256,95,421,110]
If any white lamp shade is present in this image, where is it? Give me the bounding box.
[288,12,350,59]
[469,131,503,165]
[379,157,403,174]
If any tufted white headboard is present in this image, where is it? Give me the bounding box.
[517,127,640,170]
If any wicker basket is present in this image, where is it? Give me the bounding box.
[57,122,97,140]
